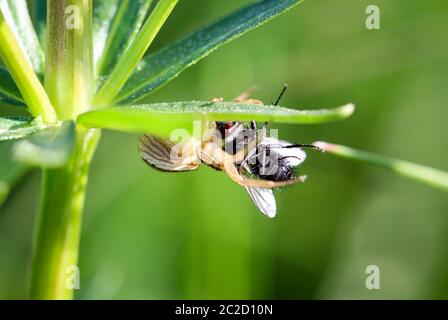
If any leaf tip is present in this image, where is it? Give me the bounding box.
[313,141,336,153]
[339,103,355,118]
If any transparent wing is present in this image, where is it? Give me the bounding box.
[240,151,277,218]
[245,187,277,218]
[138,135,200,172]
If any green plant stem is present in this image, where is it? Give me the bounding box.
[30,128,100,300]
[315,141,448,192]
[44,0,94,120]
[29,0,97,300]
[0,11,56,123]
[93,0,178,107]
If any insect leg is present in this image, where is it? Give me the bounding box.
[231,131,264,164]
[286,143,323,151]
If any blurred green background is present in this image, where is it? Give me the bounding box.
[1,0,448,299]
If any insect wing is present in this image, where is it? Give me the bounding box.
[261,138,307,167]
[277,144,306,167]
[138,135,200,172]
[245,187,277,218]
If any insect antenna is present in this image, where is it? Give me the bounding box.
[273,84,288,106]
[285,143,323,151]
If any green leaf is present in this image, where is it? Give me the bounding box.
[0,66,25,106]
[95,0,153,79]
[78,106,196,139]
[0,116,45,141]
[77,101,354,138]
[117,0,303,105]
[27,0,47,51]
[93,0,120,67]
[0,0,44,73]
[0,141,29,205]
[93,0,179,107]
[0,10,57,123]
[13,121,76,168]
[314,142,448,192]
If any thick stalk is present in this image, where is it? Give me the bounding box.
[44,0,93,119]
[30,128,100,299]
[30,0,95,299]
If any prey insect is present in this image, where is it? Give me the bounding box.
[138,85,320,218]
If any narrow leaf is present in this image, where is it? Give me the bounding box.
[77,101,354,138]
[0,10,57,123]
[0,0,44,73]
[93,0,179,107]
[93,0,120,67]
[78,107,195,139]
[117,0,302,105]
[0,116,45,141]
[95,0,153,79]
[13,121,76,168]
[314,141,448,192]
[0,66,25,106]
[27,0,47,50]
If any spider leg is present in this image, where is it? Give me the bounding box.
[240,98,264,105]
[233,86,258,102]
[223,157,301,188]
[202,142,296,188]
